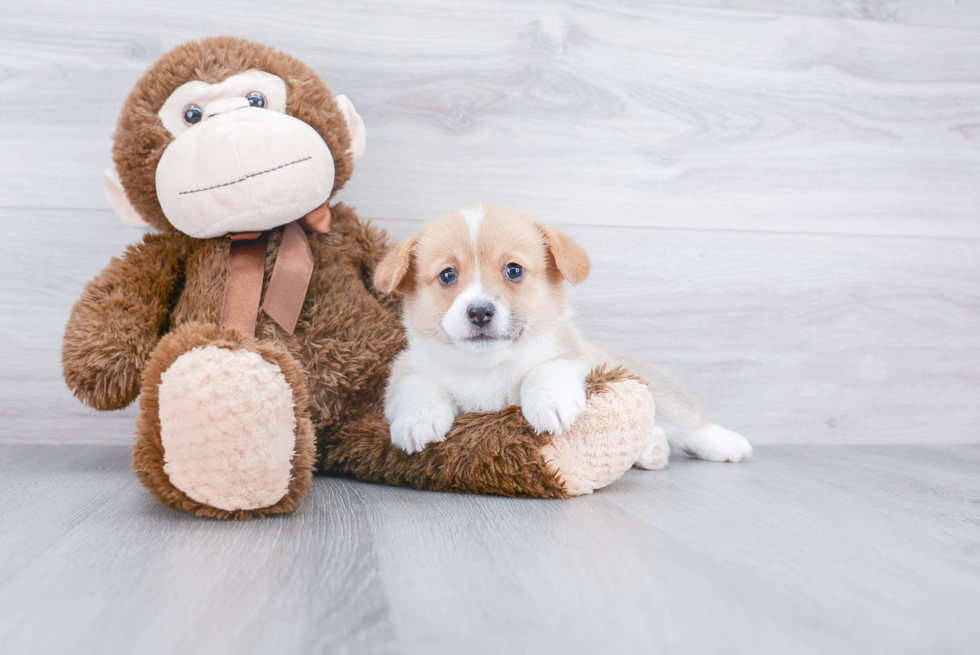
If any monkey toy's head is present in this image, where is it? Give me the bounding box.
[104,37,365,238]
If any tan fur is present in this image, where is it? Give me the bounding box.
[375,206,581,346]
[63,40,651,518]
[373,234,418,295]
[539,223,590,286]
[404,212,476,341]
[477,208,568,338]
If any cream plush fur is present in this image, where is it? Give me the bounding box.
[157,70,288,137]
[159,346,298,510]
[155,107,336,238]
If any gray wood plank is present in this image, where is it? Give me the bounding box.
[1,443,977,654]
[357,444,980,654]
[5,209,977,446]
[563,222,980,446]
[0,445,398,655]
[1,1,978,237]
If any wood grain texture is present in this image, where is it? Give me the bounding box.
[653,0,980,30]
[1,1,978,448]
[1,0,979,237]
[1,443,978,654]
[0,445,398,655]
[4,210,976,446]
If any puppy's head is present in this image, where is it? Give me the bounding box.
[375,204,589,352]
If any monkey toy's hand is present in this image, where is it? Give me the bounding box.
[62,234,186,411]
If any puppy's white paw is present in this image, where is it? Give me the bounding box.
[682,424,752,462]
[520,376,587,436]
[634,426,670,470]
[389,401,456,454]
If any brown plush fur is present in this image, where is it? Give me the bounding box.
[62,37,645,519]
[62,232,192,410]
[319,366,632,499]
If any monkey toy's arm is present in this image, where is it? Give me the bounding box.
[62,233,188,411]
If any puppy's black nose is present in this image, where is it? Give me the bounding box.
[467,303,495,328]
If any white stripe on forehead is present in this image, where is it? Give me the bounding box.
[457,204,485,283]
[458,204,485,249]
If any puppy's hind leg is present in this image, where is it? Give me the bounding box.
[679,423,753,463]
[634,425,669,470]
[640,364,752,462]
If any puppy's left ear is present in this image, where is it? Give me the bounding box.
[374,235,418,294]
[541,225,590,285]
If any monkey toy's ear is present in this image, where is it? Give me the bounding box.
[103,167,149,227]
[333,94,366,160]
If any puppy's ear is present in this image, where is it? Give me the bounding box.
[374,235,417,294]
[541,225,590,285]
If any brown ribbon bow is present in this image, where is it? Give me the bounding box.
[220,203,331,337]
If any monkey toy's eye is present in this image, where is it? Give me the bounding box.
[246,91,266,108]
[182,104,203,125]
[504,262,524,282]
[438,268,457,287]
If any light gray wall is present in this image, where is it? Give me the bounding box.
[1,0,978,445]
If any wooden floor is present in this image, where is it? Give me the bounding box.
[1,443,978,654]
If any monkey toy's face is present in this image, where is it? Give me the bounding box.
[105,38,366,239]
[155,69,357,238]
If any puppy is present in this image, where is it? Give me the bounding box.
[374,204,752,468]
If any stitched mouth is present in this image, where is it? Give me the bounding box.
[179,156,313,195]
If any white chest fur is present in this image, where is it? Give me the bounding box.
[408,331,565,413]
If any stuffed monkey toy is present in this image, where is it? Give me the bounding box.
[61,37,654,519]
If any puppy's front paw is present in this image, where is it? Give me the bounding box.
[520,376,587,436]
[683,424,752,462]
[389,401,456,454]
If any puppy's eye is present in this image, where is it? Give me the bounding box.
[246,91,266,108]
[504,262,524,282]
[182,104,203,125]
[438,267,457,286]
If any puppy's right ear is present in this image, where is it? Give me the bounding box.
[374,235,418,294]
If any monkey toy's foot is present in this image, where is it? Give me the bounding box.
[134,323,315,519]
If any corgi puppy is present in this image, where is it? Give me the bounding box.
[373,204,752,468]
